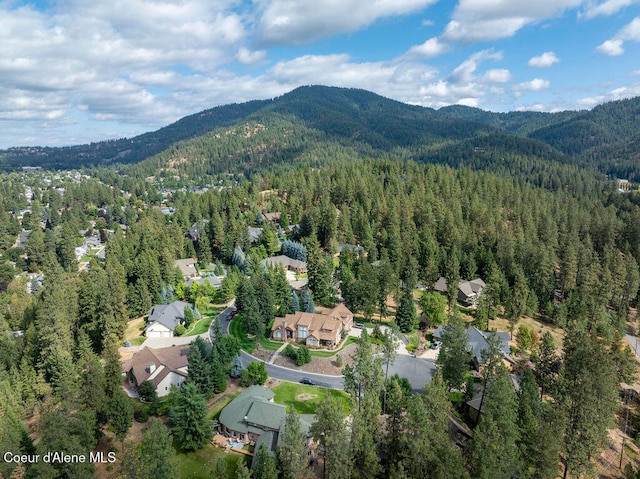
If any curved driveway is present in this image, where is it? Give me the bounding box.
[211,303,434,392]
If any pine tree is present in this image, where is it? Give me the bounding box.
[517,369,560,479]
[310,397,350,479]
[436,314,470,390]
[108,389,134,448]
[230,354,244,378]
[302,289,315,313]
[470,365,521,479]
[187,341,213,398]
[395,285,417,333]
[253,443,278,479]
[291,291,300,313]
[138,419,178,479]
[174,382,213,451]
[560,324,619,479]
[234,460,252,479]
[278,412,309,479]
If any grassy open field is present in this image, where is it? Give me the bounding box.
[271,382,350,414]
[172,444,250,479]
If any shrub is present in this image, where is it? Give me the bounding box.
[335,354,343,367]
[296,345,311,366]
[174,324,186,336]
[284,344,297,359]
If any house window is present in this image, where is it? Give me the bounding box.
[299,326,307,339]
[308,337,317,345]
[275,330,282,338]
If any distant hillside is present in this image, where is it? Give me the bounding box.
[2,85,640,181]
[0,99,269,170]
[439,97,640,180]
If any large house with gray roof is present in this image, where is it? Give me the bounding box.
[434,276,486,307]
[218,386,316,462]
[145,301,193,338]
[433,325,513,370]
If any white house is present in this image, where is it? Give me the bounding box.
[145,301,192,338]
[122,345,189,397]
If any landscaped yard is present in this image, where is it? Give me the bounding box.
[271,382,350,414]
[229,316,282,353]
[187,316,214,336]
[309,336,357,357]
[172,443,250,479]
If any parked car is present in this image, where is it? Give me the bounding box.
[353,322,364,329]
[300,377,318,385]
[431,341,442,349]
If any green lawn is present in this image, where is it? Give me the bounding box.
[127,337,146,346]
[229,315,257,353]
[187,316,214,336]
[229,316,283,353]
[172,443,250,479]
[271,383,350,414]
[259,336,285,351]
[309,336,357,357]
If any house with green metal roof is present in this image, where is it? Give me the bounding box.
[218,386,317,464]
[218,386,287,444]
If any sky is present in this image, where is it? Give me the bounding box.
[1,0,640,148]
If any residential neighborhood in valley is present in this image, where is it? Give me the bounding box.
[2,56,640,479]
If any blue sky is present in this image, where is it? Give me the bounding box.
[1,0,640,148]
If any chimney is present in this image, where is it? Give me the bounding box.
[149,362,156,374]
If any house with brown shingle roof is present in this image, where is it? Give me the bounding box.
[122,345,189,397]
[270,304,353,348]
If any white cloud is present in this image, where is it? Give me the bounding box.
[483,69,512,82]
[528,51,560,67]
[440,0,584,43]
[577,84,640,106]
[256,0,438,45]
[515,78,551,91]
[407,37,449,58]
[597,39,625,55]
[236,47,267,65]
[581,0,639,19]
[448,49,503,83]
[596,17,640,55]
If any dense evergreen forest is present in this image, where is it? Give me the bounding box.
[2,86,640,478]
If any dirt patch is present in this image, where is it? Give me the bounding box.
[296,393,318,401]
[272,342,358,375]
[251,348,275,362]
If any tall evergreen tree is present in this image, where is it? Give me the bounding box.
[470,365,521,479]
[560,323,619,479]
[310,397,350,479]
[253,443,278,479]
[436,314,470,390]
[278,412,309,479]
[174,381,212,451]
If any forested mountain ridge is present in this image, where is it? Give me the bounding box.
[0,85,570,173]
[3,84,640,182]
[439,97,640,180]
